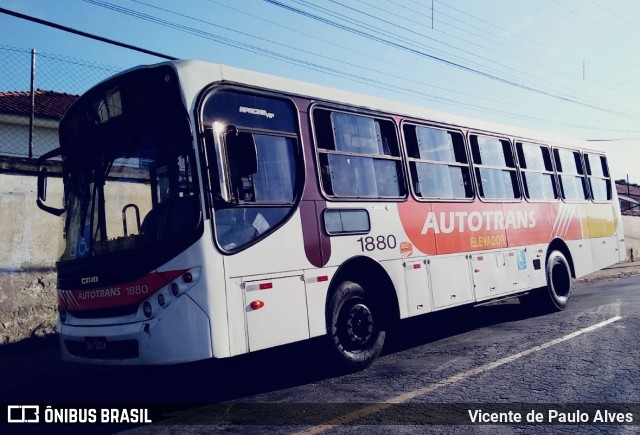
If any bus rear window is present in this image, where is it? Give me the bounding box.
[554,148,588,201]
[584,153,611,202]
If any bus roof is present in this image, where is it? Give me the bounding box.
[145,60,598,153]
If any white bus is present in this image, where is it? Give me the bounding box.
[37,60,625,370]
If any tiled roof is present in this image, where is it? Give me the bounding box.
[616,182,640,199]
[0,89,78,120]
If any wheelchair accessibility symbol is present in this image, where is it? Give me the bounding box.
[516,250,527,270]
[78,237,89,256]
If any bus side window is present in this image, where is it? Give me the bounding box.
[584,153,611,202]
[313,108,405,199]
[251,134,296,203]
[516,142,558,201]
[553,148,588,201]
[403,124,473,199]
[470,135,519,200]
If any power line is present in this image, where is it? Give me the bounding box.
[125,0,639,127]
[263,0,639,119]
[432,0,582,61]
[80,0,640,131]
[296,0,555,89]
[200,0,608,125]
[550,0,633,41]
[3,2,639,134]
[96,0,640,131]
[0,6,175,60]
[280,0,636,111]
[352,0,580,86]
[587,0,640,32]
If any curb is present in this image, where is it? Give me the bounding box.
[575,268,640,285]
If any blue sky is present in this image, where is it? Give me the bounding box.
[1,0,639,182]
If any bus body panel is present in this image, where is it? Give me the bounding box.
[429,254,474,310]
[471,249,531,302]
[243,273,309,352]
[222,210,314,278]
[403,257,432,316]
[612,187,627,264]
[305,267,335,338]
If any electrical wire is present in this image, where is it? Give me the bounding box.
[2,2,639,135]
[262,0,639,119]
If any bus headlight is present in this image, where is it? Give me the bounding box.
[58,305,67,323]
[157,293,166,307]
[143,301,152,318]
[171,282,180,296]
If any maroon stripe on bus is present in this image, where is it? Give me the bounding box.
[293,97,331,267]
[300,200,330,267]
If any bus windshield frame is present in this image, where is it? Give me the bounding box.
[55,65,203,286]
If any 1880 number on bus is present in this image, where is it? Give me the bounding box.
[356,235,397,252]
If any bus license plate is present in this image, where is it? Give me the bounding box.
[85,337,107,351]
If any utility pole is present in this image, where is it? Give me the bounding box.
[28,49,35,159]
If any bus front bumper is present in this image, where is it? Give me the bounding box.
[59,295,213,365]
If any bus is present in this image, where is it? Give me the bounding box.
[36,60,625,370]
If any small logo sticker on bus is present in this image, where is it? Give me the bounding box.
[239,106,275,119]
[400,242,413,258]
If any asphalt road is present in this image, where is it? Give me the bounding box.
[2,275,640,434]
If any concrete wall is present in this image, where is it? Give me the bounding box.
[623,215,640,261]
[0,173,61,343]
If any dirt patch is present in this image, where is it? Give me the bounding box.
[0,271,58,344]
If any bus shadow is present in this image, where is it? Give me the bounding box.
[0,298,545,419]
[383,298,545,355]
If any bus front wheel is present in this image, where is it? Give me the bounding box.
[327,281,385,371]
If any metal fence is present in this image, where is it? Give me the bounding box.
[0,45,122,159]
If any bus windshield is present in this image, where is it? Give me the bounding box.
[60,140,200,262]
[57,66,201,264]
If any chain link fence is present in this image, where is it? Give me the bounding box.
[0,45,122,159]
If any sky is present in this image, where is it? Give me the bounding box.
[1,0,640,183]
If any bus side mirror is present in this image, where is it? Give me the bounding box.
[223,126,257,177]
[36,148,65,216]
[209,123,258,204]
[37,167,48,202]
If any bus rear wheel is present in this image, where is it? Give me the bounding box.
[545,250,572,311]
[327,281,385,371]
[521,250,572,312]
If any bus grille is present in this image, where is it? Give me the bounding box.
[69,304,139,319]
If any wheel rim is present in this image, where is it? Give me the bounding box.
[336,301,374,352]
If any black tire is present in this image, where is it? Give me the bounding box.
[544,250,572,311]
[326,281,385,371]
[520,250,572,312]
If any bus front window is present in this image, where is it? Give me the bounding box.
[60,139,201,262]
[213,133,297,252]
[55,65,202,267]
